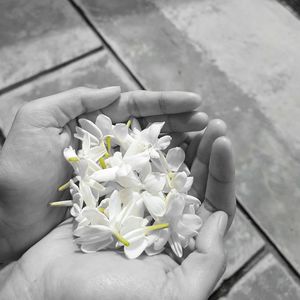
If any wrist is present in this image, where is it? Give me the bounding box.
[0,262,30,300]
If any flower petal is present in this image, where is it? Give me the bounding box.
[86,145,107,162]
[143,122,165,145]
[109,190,122,221]
[151,228,170,250]
[157,135,172,150]
[166,147,185,172]
[82,132,91,155]
[169,233,183,258]
[79,118,103,141]
[81,208,109,226]
[91,167,118,182]
[177,214,202,237]
[131,118,141,131]
[96,114,113,136]
[172,172,188,192]
[124,238,148,259]
[181,214,202,232]
[181,176,194,193]
[80,181,97,207]
[63,146,79,162]
[143,173,166,194]
[142,192,166,218]
[80,236,113,253]
[165,191,185,218]
[124,151,150,172]
[121,216,145,235]
[74,127,99,145]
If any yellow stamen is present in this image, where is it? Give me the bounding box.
[58,181,70,192]
[67,157,80,162]
[126,119,132,128]
[104,152,110,158]
[146,223,169,232]
[98,157,107,169]
[167,172,175,188]
[113,232,130,247]
[49,200,73,207]
[98,207,106,214]
[106,136,111,152]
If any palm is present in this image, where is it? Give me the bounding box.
[14,118,235,300]
[20,220,179,299]
[0,118,75,256]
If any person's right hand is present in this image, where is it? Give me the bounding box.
[0,87,207,262]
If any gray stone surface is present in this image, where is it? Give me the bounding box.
[220,254,300,300]
[0,0,101,89]
[223,210,265,282]
[0,50,139,137]
[74,0,300,274]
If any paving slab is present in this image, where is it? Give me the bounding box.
[0,50,138,137]
[223,210,264,282]
[74,0,300,274]
[219,254,300,300]
[0,0,101,90]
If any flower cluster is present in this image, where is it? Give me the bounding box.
[50,115,202,259]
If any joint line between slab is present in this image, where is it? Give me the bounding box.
[68,0,145,91]
[0,46,104,96]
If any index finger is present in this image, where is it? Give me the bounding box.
[19,86,121,127]
[101,90,202,122]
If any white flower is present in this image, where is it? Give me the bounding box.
[54,112,203,259]
[126,122,171,158]
[74,191,147,257]
[96,114,134,151]
[152,147,193,193]
[146,190,202,257]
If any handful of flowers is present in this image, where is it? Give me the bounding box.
[50,114,202,259]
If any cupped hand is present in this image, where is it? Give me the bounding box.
[0,87,206,261]
[1,118,235,300]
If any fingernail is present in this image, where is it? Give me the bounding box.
[217,211,228,237]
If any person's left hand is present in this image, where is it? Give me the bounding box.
[0,87,207,262]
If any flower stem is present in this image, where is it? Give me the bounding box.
[98,157,107,169]
[67,157,80,162]
[126,119,132,128]
[106,136,111,153]
[58,181,70,192]
[49,200,73,207]
[113,232,130,247]
[146,223,169,232]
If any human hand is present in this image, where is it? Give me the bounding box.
[0,87,207,262]
[0,212,228,300]
[0,119,235,300]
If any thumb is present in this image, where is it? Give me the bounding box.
[16,86,121,128]
[170,211,227,300]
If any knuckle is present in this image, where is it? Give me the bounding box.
[72,86,89,99]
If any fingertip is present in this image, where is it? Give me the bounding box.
[186,92,202,109]
[210,136,235,182]
[207,119,227,135]
[194,111,209,127]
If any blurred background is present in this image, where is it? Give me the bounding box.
[0,0,299,298]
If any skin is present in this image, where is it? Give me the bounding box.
[0,87,235,299]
